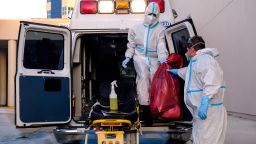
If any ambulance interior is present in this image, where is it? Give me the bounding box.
[72,31,192,125]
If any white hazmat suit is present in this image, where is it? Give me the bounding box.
[178,48,227,144]
[124,2,168,105]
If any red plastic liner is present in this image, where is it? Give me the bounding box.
[150,53,183,119]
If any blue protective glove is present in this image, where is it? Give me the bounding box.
[198,96,210,120]
[166,69,178,75]
[158,57,167,64]
[122,57,130,68]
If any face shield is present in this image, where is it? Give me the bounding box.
[144,2,160,26]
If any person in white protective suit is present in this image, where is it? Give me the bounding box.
[167,36,227,144]
[122,2,169,126]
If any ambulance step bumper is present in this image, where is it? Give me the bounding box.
[53,128,86,143]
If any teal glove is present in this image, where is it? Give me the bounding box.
[122,57,130,68]
[167,69,178,75]
[198,96,210,120]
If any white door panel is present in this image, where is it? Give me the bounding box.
[16,22,72,127]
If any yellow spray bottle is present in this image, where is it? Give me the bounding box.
[110,80,118,111]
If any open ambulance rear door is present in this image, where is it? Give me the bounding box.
[15,22,72,127]
[165,18,197,66]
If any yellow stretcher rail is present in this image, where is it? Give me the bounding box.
[84,119,139,144]
[91,119,132,127]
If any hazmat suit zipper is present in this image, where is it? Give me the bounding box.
[145,22,159,57]
[145,27,151,57]
[186,59,197,94]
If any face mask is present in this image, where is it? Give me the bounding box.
[185,52,190,61]
[145,15,155,25]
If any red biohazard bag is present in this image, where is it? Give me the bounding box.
[150,53,183,119]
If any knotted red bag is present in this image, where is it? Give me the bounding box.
[150,53,183,119]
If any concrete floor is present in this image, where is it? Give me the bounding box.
[225,114,256,144]
[0,108,58,144]
[0,108,256,144]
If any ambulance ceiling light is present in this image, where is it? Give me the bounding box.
[98,0,114,13]
[130,0,146,13]
[80,0,98,14]
[115,0,129,14]
[115,0,129,9]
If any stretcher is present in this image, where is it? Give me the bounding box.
[83,113,140,144]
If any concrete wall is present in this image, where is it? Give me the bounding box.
[170,0,256,115]
[0,19,70,40]
[0,20,20,40]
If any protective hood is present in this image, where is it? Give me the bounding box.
[196,48,220,57]
[144,2,160,26]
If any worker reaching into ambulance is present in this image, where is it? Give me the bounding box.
[167,36,227,144]
[122,2,168,126]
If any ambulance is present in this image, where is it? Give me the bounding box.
[15,0,197,143]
